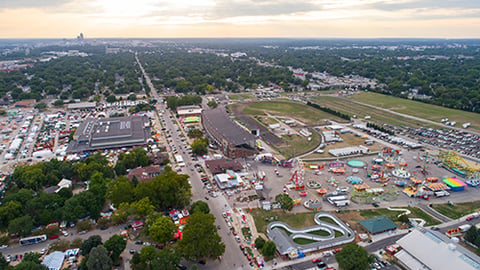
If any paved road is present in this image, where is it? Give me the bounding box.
[1,224,125,260]
[417,204,452,223]
[136,55,249,269]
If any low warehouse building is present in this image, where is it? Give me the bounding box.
[67,115,151,153]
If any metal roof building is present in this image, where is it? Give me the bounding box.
[202,107,257,158]
[67,115,151,153]
[42,251,65,270]
[358,216,398,235]
[396,228,480,270]
[66,102,96,110]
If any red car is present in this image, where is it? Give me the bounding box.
[312,258,322,263]
[299,192,307,197]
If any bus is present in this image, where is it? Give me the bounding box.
[19,234,47,246]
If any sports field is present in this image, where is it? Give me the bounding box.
[313,96,443,129]
[348,92,480,132]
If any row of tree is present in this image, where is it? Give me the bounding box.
[306,101,351,121]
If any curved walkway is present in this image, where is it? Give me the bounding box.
[267,212,355,255]
[387,207,426,227]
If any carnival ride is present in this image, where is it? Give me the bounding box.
[316,188,328,195]
[466,172,480,187]
[439,150,480,178]
[307,180,321,189]
[290,170,305,190]
[392,168,411,179]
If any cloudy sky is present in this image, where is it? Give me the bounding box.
[0,0,479,38]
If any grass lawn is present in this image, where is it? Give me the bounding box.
[309,230,330,236]
[276,130,320,159]
[349,92,480,132]
[250,209,317,234]
[313,96,443,129]
[255,116,279,125]
[303,132,382,159]
[407,207,441,226]
[293,238,317,245]
[243,100,346,125]
[432,201,480,219]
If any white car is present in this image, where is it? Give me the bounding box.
[61,230,69,237]
[0,245,7,249]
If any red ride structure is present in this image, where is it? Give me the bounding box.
[290,170,305,190]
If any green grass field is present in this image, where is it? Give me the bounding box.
[250,209,317,233]
[358,207,440,226]
[348,92,480,132]
[432,201,480,219]
[243,100,346,125]
[276,130,320,159]
[313,96,442,128]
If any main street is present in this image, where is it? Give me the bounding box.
[136,56,249,269]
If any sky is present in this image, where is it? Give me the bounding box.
[0,0,479,38]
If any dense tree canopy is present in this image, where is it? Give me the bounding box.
[177,212,225,261]
[275,194,293,211]
[335,243,373,270]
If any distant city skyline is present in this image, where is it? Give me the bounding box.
[1,0,479,38]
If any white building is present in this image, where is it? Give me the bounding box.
[395,228,480,270]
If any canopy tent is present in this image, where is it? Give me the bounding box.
[442,177,467,191]
[427,183,450,191]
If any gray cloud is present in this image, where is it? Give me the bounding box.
[147,0,322,20]
[372,0,480,11]
[0,0,71,9]
[208,0,321,19]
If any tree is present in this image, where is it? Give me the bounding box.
[190,201,210,214]
[191,138,208,156]
[149,216,176,244]
[70,238,84,249]
[81,235,103,256]
[13,261,48,270]
[0,252,8,270]
[275,194,293,211]
[107,176,135,207]
[177,212,225,261]
[106,95,116,103]
[255,237,266,250]
[187,129,203,139]
[130,197,155,219]
[335,243,373,270]
[398,214,409,224]
[52,99,64,107]
[34,102,47,111]
[22,252,42,264]
[207,100,218,108]
[87,246,113,270]
[261,241,276,260]
[465,226,479,244]
[150,247,181,270]
[128,94,137,101]
[8,215,33,237]
[49,240,71,252]
[104,234,127,261]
